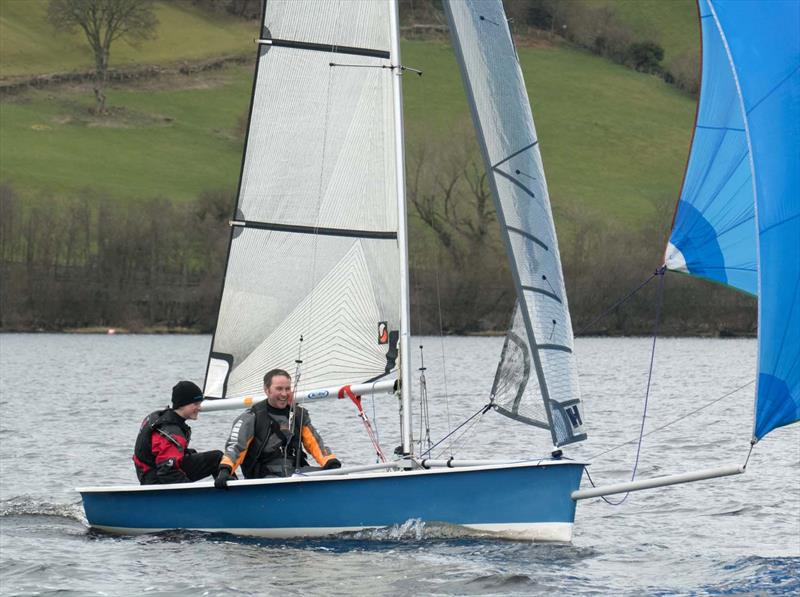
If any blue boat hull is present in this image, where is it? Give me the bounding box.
[79,461,585,541]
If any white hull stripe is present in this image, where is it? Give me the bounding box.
[91,522,573,542]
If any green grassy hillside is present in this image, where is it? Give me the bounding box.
[0,0,715,334]
[1,67,252,202]
[1,38,695,223]
[0,0,254,78]
[602,0,699,70]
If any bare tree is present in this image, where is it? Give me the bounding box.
[409,137,497,268]
[407,133,515,332]
[47,0,158,114]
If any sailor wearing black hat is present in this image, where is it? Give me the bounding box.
[132,381,223,485]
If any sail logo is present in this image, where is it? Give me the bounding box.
[308,390,329,399]
[378,322,389,345]
[550,398,587,444]
[565,405,583,428]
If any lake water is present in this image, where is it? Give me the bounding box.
[1,334,798,596]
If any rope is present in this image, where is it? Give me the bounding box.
[743,440,756,469]
[584,422,758,503]
[369,392,381,458]
[339,385,386,462]
[589,378,755,460]
[592,267,666,506]
[417,345,433,454]
[434,248,454,456]
[433,406,487,459]
[291,342,305,472]
[575,269,661,336]
[300,61,335,340]
[411,270,666,467]
[419,402,493,459]
[413,58,455,457]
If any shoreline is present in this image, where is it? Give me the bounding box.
[0,327,756,338]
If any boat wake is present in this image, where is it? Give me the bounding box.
[82,519,530,547]
[0,496,85,525]
[343,519,490,541]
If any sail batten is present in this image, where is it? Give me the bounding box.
[257,37,391,59]
[233,220,398,239]
[204,0,402,399]
[445,0,586,446]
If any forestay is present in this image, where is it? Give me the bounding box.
[666,0,799,439]
[205,0,401,399]
[444,0,586,446]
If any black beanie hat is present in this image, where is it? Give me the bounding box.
[172,381,204,409]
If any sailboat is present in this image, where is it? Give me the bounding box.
[78,0,798,540]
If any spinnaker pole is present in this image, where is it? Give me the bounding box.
[389,0,413,455]
[571,464,745,500]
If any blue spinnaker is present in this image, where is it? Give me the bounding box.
[665,0,756,293]
[668,0,799,440]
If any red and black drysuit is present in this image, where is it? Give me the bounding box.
[133,408,222,485]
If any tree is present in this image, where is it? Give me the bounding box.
[408,134,514,332]
[626,41,665,74]
[47,0,158,114]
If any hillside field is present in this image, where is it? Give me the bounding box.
[3,0,747,336]
[600,0,699,70]
[1,37,696,224]
[0,0,254,78]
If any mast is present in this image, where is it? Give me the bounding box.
[389,0,413,455]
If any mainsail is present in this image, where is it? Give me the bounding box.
[204,0,402,399]
[444,0,587,446]
[667,0,799,439]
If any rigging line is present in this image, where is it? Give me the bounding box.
[434,251,454,456]
[416,345,426,453]
[598,267,666,506]
[369,390,381,457]
[420,350,433,453]
[357,404,386,463]
[743,440,755,469]
[329,62,423,75]
[574,269,661,335]
[299,57,335,365]
[433,407,486,459]
[419,402,493,459]
[588,378,755,460]
[423,391,432,452]
[292,338,306,472]
[583,419,759,506]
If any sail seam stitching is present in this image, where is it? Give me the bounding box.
[696,125,745,131]
[745,65,799,116]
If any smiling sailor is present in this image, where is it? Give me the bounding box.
[215,369,341,488]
